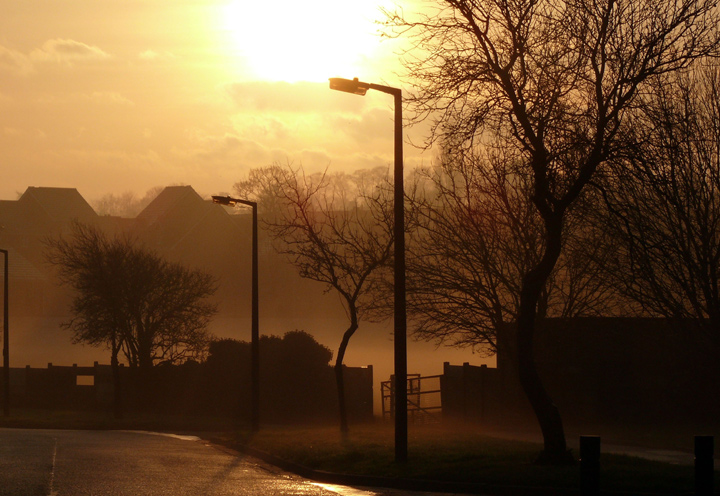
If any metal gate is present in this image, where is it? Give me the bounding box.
[381,373,442,423]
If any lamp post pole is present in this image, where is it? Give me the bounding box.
[329,78,407,462]
[212,196,259,432]
[248,200,259,432]
[0,249,8,417]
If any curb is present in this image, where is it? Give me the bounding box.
[237,444,579,496]
[205,438,688,496]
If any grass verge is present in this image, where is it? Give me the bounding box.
[217,423,708,495]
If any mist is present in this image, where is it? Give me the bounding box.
[0,185,489,416]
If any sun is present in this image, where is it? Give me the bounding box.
[221,0,388,83]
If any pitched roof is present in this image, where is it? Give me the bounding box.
[134,186,230,252]
[135,186,201,226]
[17,187,98,224]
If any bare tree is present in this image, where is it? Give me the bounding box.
[234,166,294,218]
[46,222,218,411]
[239,164,394,434]
[386,0,719,462]
[597,65,720,346]
[407,145,618,355]
[93,186,165,218]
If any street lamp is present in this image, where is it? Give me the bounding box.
[0,249,8,417]
[212,195,259,432]
[329,77,408,462]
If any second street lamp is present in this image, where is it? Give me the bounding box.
[329,77,408,463]
[0,249,8,417]
[212,195,259,432]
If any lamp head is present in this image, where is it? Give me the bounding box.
[213,195,257,208]
[329,77,369,96]
[212,195,235,206]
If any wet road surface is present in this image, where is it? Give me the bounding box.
[0,429,473,496]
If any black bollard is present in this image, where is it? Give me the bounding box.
[580,436,601,496]
[695,435,714,496]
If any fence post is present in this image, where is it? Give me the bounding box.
[390,374,396,419]
[479,364,487,423]
[695,435,714,496]
[462,362,469,421]
[580,435,601,496]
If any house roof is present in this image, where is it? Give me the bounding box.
[134,186,237,253]
[135,186,201,225]
[17,187,98,224]
[1,247,46,281]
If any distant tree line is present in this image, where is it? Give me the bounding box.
[92,186,165,218]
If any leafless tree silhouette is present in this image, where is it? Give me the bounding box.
[241,164,394,434]
[46,222,217,413]
[596,64,720,347]
[406,145,619,355]
[386,0,719,463]
[93,186,164,218]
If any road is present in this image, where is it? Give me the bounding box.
[0,429,472,496]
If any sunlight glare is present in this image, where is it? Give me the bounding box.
[221,0,389,82]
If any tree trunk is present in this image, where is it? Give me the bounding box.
[111,335,123,419]
[136,335,154,411]
[335,314,358,436]
[517,213,574,464]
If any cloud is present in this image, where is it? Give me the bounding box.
[0,46,33,75]
[225,81,367,114]
[180,130,275,165]
[35,91,134,107]
[298,149,332,167]
[138,49,176,61]
[30,39,111,65]
[3,127,22,137]
[85,91,134,106]
[1,39,111,74]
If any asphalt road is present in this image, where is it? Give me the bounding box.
[0,429,471,496]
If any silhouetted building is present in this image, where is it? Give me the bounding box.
[0,187,102,317]
[0,185,347,327]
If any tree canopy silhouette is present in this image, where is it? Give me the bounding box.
[46,222,218,375]
[206,331,335,421]
[406,146,619,355]
[596,65,720,346]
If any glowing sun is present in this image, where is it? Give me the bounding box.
[221,0,388,83]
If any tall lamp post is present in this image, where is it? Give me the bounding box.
[329,77,408,462]
[212,196,259,432]
[0,249,8,417]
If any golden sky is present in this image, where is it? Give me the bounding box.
[0,0,427,203]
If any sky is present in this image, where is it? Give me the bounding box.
[0,0,430,203]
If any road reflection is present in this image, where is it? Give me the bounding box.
[310,483,379,496]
